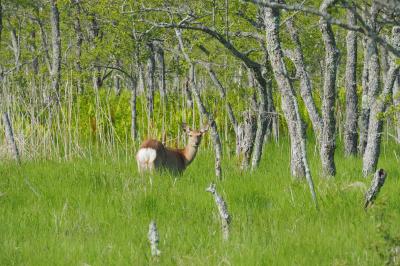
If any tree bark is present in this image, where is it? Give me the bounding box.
[240,111,256,169]
[0,0,2,43]
[394,73,400,143]
[154,41,167,138]
[155,41,167,98]
[2,112,21,164]
[319,0,340,177]
[73,2,83,92]
[264,4,317,206]
[360,3,380,155]
[250,68,269,170]
[285,18,323,141]
[263,5,305,178]
[9,27,20,71]
[362,26,400,176]
[222,64,257,161]
[114,59,122,95]
[28,30,39,75]
[146,42,155,121]
[130,77,137,141]
[359,36,370,155]
[50,0,61,99]
[89,14,103,90]
[344,8,358,156]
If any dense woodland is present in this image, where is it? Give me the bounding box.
[1,0,400,264]
[2,1,399,177]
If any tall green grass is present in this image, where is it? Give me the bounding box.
[1,139,400,265]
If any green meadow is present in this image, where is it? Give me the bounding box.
[1,139,399,265]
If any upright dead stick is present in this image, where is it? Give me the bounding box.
[364,168,387,209]
[148,220,161,256]
[206,183,231,240]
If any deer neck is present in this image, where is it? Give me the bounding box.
[182,138,200,166]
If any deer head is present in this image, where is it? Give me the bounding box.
[182,123,209,147]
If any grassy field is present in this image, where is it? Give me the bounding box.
[1,139,400,265]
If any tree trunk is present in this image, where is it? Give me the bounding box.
[263,5,305,178]
[247,67,255,88]
[114,59,122,95]
[285,18,323,141]
[190,63,223,178]
[154,41,167,138]
[250,68,269,170]
[155,41,167,98]
[264,4,317,206]
[9,28,20,71]
[240,111,257,169]
[50,0,61,99]
[266,78,278,143]
[359,36,370,155]
[29,30,39,75]
[2,112,21,164]
[73,1,83,93]
[130,77,137,141]
[362,27,400,176]
[319,0,340,177]
[146,42,155,121]
[359,3,379,155]
[36,17,52,75]
[367,3,380,103]
[344,8,358,156]
[89,14,102,90]
[0,0,2,43]
[394,73,400,143]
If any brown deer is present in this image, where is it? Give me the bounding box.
[136,123,209,173]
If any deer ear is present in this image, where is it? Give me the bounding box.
[181,123,190,133]
[200,124,209,134]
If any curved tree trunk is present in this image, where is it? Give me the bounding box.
[264,4,317,207]
[344,8,358,156]
[319,0,340,177]
[362,27,400,176]
[285,18,323,141]
[264,5,306,178]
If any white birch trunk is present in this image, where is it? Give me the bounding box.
[362,27,400,176]
[319,0,340,177]
[344,8,358,156]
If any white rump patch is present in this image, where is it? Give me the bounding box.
[136,148,157,164]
